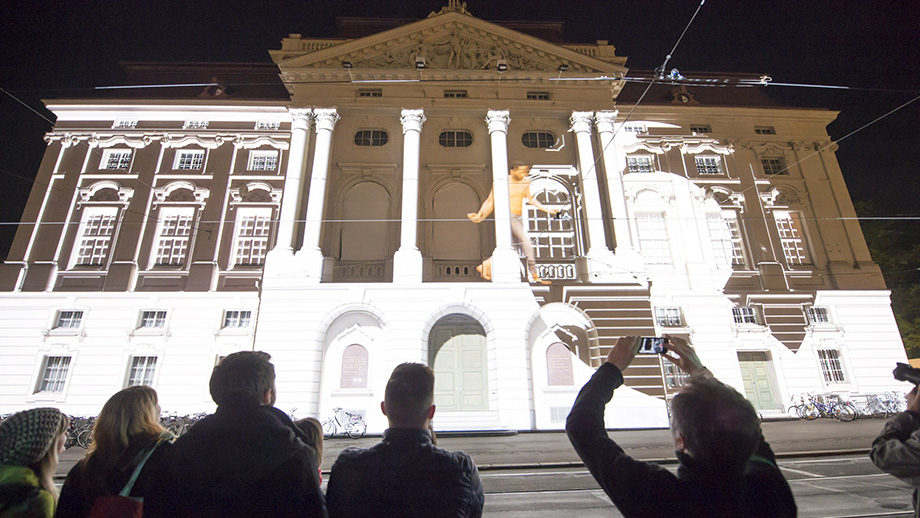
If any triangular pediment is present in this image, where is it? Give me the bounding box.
[276,11,625,76]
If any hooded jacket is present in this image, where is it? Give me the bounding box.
[565,362,797,518]
[326,428,483,518]
[0,464,54,518]
[143,404,325,518]
[870,410,920,517]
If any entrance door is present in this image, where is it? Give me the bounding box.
[737,351,778,411]
[429,318,488,412]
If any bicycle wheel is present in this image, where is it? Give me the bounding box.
[800,404,819,421]
[837,402,858,422]
[345,420,366,439]
[77,428,93,449]
[322,419,335,439]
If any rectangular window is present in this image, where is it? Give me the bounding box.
[248,150,279,171]
[175,150,205,170]
[762,158,786,175]
[708,213,736,266]
[358,89,382,97]
[722,211,746,266]
[636,212,671,265]
[774,211,811,265]
[113,120,137,129]
[127,356,157,387]
[806,306,831,325]
[101,149,132,170]
[754,126,776,135]
[526,91,551,100]
[623,124,646,134]
[223,310,252,328]
[55,310,83,329]
[818,349,846,383]
[695,156,722,175]
[184,120,209,129]
[154,208,194,266]
[732,307,758,325]
[256,121,281,130]
[233,209,272,266]
[627,156,654,173]
[654,307,683,327]
[443,90,468,98]
[689,124,711,134]
[74,208,118,266]
[662,356,690,390]
[139,310,167,329]
[37,356,71,393]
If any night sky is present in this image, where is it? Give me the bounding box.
[1,0,918,260]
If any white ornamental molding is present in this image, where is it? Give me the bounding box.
[760,187,803,207]
[77,181,135,206]
[625,186,674,205]
[680,140,733,155]
[314,109,341,132]
[153,181,210,207]
[233,136,290,150]
[230,181,283,203]
[485,110,510,133]
[622,140,666,155]
[160,135,225,149]
[749,142,790,156]
[707,186,745,207]
[400,109,427,134]
[594,110,619,134]
[570,111,595,134]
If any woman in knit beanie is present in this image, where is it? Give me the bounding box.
[0,407,70,517]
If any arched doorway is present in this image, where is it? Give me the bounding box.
[428,314,488,412]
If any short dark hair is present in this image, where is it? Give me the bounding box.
[209,351,275,406]
[670,376,760,469]
[384,363,434,426]
[510,162,531,171]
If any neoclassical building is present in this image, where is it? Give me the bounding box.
[0,4,907,431]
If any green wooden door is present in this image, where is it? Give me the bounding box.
[430,324,488,412]
[737,351,778,411]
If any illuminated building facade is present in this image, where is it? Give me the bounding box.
[0,5,907,431]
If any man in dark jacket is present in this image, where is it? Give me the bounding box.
[566,335,796,518]
[325,362,483,518]
[870,384,920,516]
[144,351,326,518]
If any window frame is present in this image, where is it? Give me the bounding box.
[694,155,723,175]
[626,155,654,173]
[55,310,84,329]
[754,126,776,135]
[125,356,158,387]
[443,90,468,98]
[732,306,759,325]
[654,307,684,327]
[231,207,273,267]
[113,120,138,129]
[151,206,195,267]
[247,150,279,171]
[353,129,389,147]
[70,206,119,268]
[35,355,72,394]
[174,149,205,170]
[521,131,556,149]
[184,120,209,129]
[761,157,787,176]
[138,310,168,330]
[817,349,847,384]
[100,149,133,170]
[773,210,812,266]
[689,124,711,134]
[223,309,253,329]
[438,129,473,148]
[635,212,672,265]
[805,306,832,325]
[255,120,281,130]
[357,89,382,98]
[526,91,551,100]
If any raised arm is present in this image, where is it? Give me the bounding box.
[467,189,495,223]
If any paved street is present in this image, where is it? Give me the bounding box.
[57,417,914,516]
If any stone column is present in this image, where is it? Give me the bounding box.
[571,111,616,279]
[594,110,634,251]
[393,109,426,283]
[269,108,312,257]
[296,108,340,282]
[485,110,521,283]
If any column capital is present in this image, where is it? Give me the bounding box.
[289,108,314,131]
[314,108,340,132]
[594,110,619,133]
[400,109,426,134]
[570,111,595,134]
[485,110,511,134]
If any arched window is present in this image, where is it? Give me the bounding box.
[546,342,574,386]
[340,344,368,389]
[354,129,388,146]
[438,130,473,147]
[522,131,556,149]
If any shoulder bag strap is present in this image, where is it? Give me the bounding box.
[118,438,166,497]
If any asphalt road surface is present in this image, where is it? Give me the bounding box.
[57,417,914,516]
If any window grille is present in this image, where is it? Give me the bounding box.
[37,356,71,393]
[113,120,137,129]
[354,129,388,146]
[695,156,722,175]
[762,158,786,175]
[662,356,691,390]
[689,124,711,134]
[521,131,556,149]
[438,130,473,148]
[154,212,193,265]
[655,307,683,327]
[443,90,468,98]
[732,307,758,325]
[76,211,117,266]
[526,186,575,260]
[248,151,279,171]
[102,150,132,170]
[223,310,252,328]
[623,124,646,134]
[806,306,830,324]
[127,356,157,387]
[627,156,653,173]
[636,213,671,265]
[754,126,776,135]
[175,150,204,170]
[56,310,83,329]
[818,349,846,383]
[234,211,271,265]
[256,121,281,130]
[184,120,209,129]
[139,310,167,329]
[774,211,811,265]
[526,91,551,100]
[358,89,382,97]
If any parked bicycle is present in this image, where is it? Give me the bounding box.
[800,393,858,422]
[322,407,367,439]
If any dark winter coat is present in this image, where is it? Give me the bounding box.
[143,404,325,518]
[56,432,172,518]
[566,362,797,518]
[326,427,483,518]
[870,410,920,517]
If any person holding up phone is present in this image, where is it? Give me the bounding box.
[565,335,796,517]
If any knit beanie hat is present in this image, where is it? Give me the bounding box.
[0,408,69,466]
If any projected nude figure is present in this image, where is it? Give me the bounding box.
[468,164,558,284]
